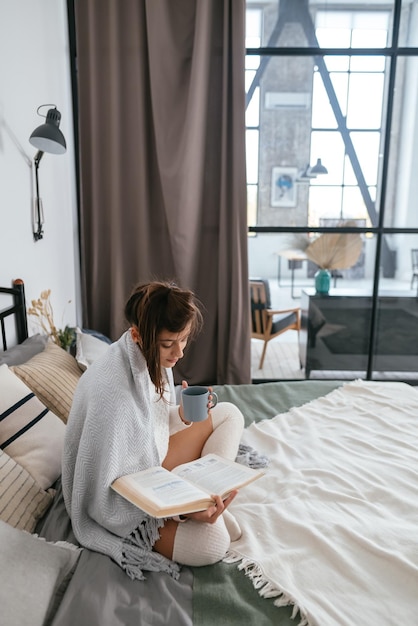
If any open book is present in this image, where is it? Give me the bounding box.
[111,453,265,518]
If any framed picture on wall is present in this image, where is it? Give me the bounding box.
[271,167,297,208]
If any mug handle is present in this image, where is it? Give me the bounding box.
[209,391,218,409]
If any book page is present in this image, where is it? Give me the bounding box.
[124,466,209,507]
[172,454,263,496]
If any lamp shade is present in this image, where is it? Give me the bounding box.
[29,107,66,154]
[310,158,328,175]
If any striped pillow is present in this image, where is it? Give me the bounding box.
[11,341,82,423]
[0,365,65,490]
[0,449,54,532]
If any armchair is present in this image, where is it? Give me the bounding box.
[250,278,300,369]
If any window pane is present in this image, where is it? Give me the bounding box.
[350,132,380,186]
[246,53,260,71]
[350,56,386,72]
[311,72,336,128]
[245,69,255,91]
[308,187,343,226]
[312,71,347,127]
[316,10,390,48]
[316,27,351,48]
[310,131,345,186]
[351,11,389,32]
[330,72,349,119]
[246,3,395,49]
[246,84,260,127]
[246,8,261,70]
[323,55,350,72]
[246,9,261,45]
[341,186,371,223]
[351,27,388,48]
[346,74,384,129]
[246,130,259,185]
[316,11,352,47]
[247,185,258,228]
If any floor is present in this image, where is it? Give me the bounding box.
[251,334,303,381]
[251,276,418,382]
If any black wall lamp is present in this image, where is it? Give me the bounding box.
[310,158,328,175]
[29,105,66,241]
[297,158,328,182]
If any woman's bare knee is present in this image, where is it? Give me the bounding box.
[163,416,213,470]
[153,519,178,560]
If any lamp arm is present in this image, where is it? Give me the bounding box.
[33,150,45,241]
[34,150,44,167]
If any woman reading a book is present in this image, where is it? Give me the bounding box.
[62,281,245,580]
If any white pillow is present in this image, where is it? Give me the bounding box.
[0,365,65,490]
[0,520,82,626]
[75,327,110,371]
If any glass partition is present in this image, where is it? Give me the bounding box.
[246,0,418,382]
[249,231,418,381]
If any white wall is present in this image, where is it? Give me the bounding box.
[248,234,281,279]
[0,0,80,336]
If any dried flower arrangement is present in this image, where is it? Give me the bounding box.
[28,289,75,351]
[305,228,363,270]
[279,221,363,271]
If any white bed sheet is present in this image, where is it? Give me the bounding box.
[226,380,418,626]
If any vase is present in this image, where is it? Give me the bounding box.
[315,268,331,295]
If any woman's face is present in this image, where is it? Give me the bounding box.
[158,325,191,368]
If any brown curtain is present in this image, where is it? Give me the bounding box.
[74,0,250,384]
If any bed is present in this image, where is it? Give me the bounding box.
[1,279,417,626]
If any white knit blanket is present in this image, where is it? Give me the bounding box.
[225,380,418,626]
[62,332,179,580]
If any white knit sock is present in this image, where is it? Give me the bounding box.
[172,517,230,566]
[184,403,243,549]
[201,402,245,460]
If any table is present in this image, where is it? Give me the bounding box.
[299,289,418,378]
[276,249,310,299]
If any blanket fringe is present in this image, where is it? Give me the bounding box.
[121,518,180,581]
[224,551,311,626]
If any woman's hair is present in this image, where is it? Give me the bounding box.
[124,281,203,397]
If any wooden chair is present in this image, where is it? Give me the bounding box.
[250,278,301,369]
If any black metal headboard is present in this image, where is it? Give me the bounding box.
[0,279,28,350]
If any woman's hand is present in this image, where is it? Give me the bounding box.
[207,386,216,413]
[184,490,238,524]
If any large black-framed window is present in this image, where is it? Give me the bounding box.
[246,0,418,382]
